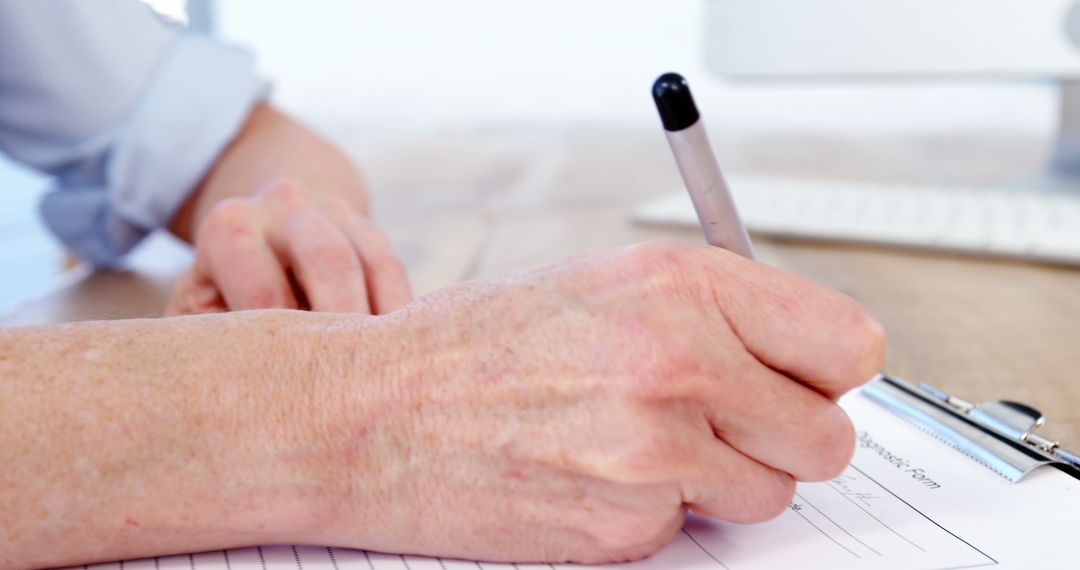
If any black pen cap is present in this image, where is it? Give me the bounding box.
[652,72,700,132]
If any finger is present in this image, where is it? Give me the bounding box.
[319,200,412,314]
[695,245,886,400]
[196,199,299,311]
[165,267,226,316]
[702,341,857,482]
[281,211,371,313]
[680,436,796,524]
[342,219,412,313]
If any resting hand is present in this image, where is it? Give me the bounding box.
[310,241,885,564]
[166,180,411,315]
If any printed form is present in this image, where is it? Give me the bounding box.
[74,394,1080,570]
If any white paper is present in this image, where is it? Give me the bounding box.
[74,393,1080,570]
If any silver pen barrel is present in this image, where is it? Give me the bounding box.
[665,122,755,259]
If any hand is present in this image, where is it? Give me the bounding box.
[166,180,412,315]
[311,241,885,564]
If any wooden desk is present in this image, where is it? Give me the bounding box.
[4,129,1078,446]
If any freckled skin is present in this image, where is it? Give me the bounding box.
[0,242,884,568]
[503,470,529,482]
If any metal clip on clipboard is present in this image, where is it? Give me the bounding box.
[863,375,1080,482]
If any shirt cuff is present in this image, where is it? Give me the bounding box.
[40,35,269,267]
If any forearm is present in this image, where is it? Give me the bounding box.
[0,311,361,568]
[169,104,369,242]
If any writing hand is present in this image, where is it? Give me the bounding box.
[313,241,885,563]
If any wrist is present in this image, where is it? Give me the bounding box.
[281,310,430,550]
[132,310,381,548]
[224,310,370,543]
[168,104,370,243]
[155,310,345,547]
[251,310,405,545]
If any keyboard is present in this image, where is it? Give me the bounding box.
[632,175,1080,265]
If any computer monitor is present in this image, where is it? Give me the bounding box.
[704,0,1080,177]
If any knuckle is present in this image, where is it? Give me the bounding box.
[858,311,888,374]
[263,179,307,207]
[605,313,705,402]
[761,472,798,521]
[617,241,693,276]
[318,195,352,216]
[802,405,857,481]
[201,199,256,238]
[345,224,402,271]
[367,248,404,273]
[630,339,702,401]
[841,302,887,385]
[739,471,796,524]
[599,420,672,478]
[360,224,394,250]
[584,415,691,486]
[308,241,360,273]
[589,511,679,556]
[611,241,730,311]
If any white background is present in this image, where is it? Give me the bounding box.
[213,0,1060,137]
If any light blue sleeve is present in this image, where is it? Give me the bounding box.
[0,0,269,266]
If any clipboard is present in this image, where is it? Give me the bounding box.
[863,375,1080,482]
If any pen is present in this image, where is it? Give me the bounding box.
[652,72,755,259]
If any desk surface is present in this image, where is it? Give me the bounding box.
[4,129,1078,446]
